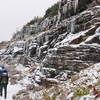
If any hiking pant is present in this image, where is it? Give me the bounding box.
[0,83,2,95]
[0,84,7,99]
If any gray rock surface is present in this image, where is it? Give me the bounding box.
[0,3,100,85]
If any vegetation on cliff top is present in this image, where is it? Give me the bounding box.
[27,0,93,25]
[27,2,59,25]
[44,2,59,18]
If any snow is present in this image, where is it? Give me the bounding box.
[85,27,100,43]
[42,67,56,71]
[81,10,94,15]
[46,78,59,83]
[0,64,34,100]
[80,95,95,100]
[55,27,95,47]
[36,46,41,57]
[71,18,75,33]
[58,63,100,100]
[76,63,100,86]
[15,40,25,44]
[67,92,74,99]
[20,76,32,87]
[15,64,28,72]
[13,47,23,53]
[94,6,100,8]
[0,83,22,100]
[78,43,100,48]
[0,49,6,55]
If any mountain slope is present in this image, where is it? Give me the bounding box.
[0,1,100,100]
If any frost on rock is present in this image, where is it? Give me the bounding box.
[13,47,23,53]
[1,2,100,100]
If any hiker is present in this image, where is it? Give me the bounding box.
[0,66,9,99]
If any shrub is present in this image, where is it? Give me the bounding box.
[44,3,59,18]
[43,91,57,100]
[27,16,43,25]
[75,88,90,97]
[78,0,93,13]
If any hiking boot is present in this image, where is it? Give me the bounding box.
[0,93,2,96]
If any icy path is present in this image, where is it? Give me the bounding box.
[0,83,22,100]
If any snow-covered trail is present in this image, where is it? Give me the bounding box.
[0,64,31,100]
[0,83,22,100]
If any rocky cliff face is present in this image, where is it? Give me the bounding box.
[1,5,100,83]
[12,0,95,41]
[12,16,58,41]
[0,1,100,100]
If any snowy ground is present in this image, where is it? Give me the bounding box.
[0,64,31,100]
[0,83,22,100]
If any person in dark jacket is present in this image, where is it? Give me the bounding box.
[0,66,8,99]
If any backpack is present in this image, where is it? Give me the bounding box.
[1,71,8,84]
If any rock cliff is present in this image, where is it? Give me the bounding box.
[0,0,100,100]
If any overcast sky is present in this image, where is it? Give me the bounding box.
[0,0,58,42]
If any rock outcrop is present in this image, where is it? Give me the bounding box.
[34,6,100,84]
[0,0,100,88]
[12,16,57,41]
[0,0,100,100]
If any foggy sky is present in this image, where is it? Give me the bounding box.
[0,0,58,42]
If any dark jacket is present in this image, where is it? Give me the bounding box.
[1,71,9,85]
